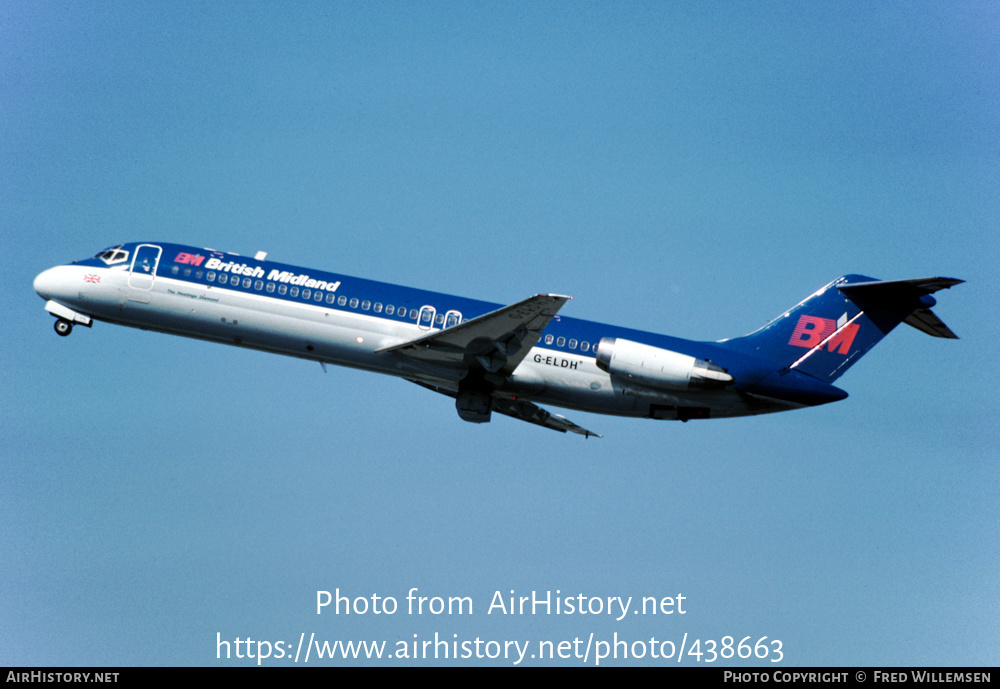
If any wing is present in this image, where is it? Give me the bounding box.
[409,381,602,438]
[376,293,571,384]
[381,294,601,437]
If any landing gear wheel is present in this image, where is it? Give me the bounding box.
[54,319,73,337]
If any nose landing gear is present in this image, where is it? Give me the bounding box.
[42,301,92,335]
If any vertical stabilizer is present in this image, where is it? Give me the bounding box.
[719,275,962,383]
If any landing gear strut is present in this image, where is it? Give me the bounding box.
[54,319,73,337]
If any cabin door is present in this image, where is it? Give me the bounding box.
[127,244,162,302]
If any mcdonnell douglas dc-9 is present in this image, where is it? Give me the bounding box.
[34,242,962,437]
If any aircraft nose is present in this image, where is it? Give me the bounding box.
[34,266,67,301]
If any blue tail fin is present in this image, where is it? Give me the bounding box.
[719,275,962,383]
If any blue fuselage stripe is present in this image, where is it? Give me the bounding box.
[74,241,764,374]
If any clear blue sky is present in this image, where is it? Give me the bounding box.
[3,1,997,666]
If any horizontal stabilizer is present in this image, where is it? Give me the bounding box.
[837,276,963,300]
[838,276,963,339]
[904,308,959,339]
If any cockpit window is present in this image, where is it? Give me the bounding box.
[94,245,130,265]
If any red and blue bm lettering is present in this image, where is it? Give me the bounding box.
[174,252,205,266]
[788,315,859,354]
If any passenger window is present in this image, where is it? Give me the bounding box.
[302,289,311,300]
[350,298,359,308]
[314,291,323,302]
[242,277,251,288]
[326,293,335,304]
[184,267,192,277]
[374,303,383,313]
[362,300,371,311]
[569,339,577,349]
[581,342,590,352]
[195,270,203,279]
[266,282,275,293]
[408,309,417,319]
[171,265,180,275]
[254,280,263,291]
[290,287,299,297]
[544,334,554,345]
[218,274,228,285]
[435,313,444,325]
[385,305,394,315]
[278,285,287,295]
[207,272,216,282]
[557,337,566,347]
[338,296,347,306]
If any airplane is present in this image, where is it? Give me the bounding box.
[33,242,962,438]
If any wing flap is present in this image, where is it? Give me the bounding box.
[492,397,602,438]
[409,380,601,438]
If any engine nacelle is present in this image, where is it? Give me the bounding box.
[595,338,733,391]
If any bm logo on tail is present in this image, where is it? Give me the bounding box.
[788,315,859,355]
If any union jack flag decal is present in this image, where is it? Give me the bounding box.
[84,274,100,283]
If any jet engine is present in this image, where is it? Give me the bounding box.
[595,338,733,391]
